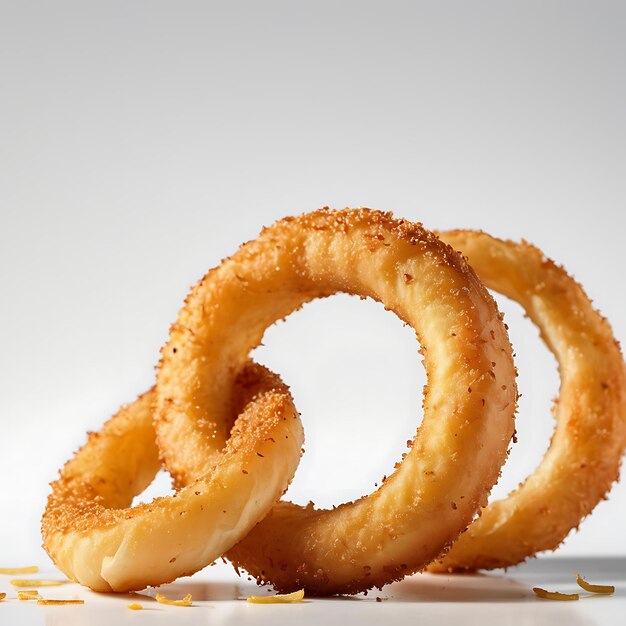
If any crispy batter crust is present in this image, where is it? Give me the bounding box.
[41,364,304,592]
[428,231,626,572]
[156,208,518,595]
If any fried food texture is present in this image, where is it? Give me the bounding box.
[42,209,623,596]
[41,364,304,592]
[156,208,518,594]
[428,231,626,572]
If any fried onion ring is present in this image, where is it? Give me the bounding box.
[156,208,517,595]
[41,363,303,592]
[428,231,626,572]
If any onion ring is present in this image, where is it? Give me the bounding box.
[156,208,517,595]
[428,230,626,572]
[41,363,303,592]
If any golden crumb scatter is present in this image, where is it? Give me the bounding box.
[128,602,143,610]
[0,593,6,601]
[155,592,192,607]
[576,573,615,594]
[247,589,305,604]
[18,590,41,600]
[37,599,84,605]
[533,587,579,601]
[10,579,67,587]
[0,566,39,575]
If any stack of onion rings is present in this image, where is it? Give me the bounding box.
[42,208,625,596]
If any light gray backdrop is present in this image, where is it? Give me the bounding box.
[1,0,625,563]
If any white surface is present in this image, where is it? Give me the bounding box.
[0,558,624,625]
[1,0,625,583]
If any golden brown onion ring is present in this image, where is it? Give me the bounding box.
[156,208,518,595]
[41,363,303,592]
[428,231,626,572]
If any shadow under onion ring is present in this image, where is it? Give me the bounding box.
[156,208,518,595]
[428,230,626,572]
[41,363,303,592]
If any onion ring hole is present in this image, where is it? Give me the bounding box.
[252,293,426,510]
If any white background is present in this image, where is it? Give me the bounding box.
[1,0,625,567]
